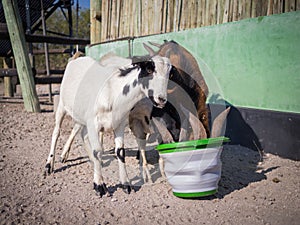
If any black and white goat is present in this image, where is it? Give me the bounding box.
[45,54,172,196]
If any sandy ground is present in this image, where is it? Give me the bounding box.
[0,84,299,225]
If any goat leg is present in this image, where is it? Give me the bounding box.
[60,123,82,163]
[136,138,153,183]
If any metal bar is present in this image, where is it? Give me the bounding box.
[31,2,61,33]
[67,2,74,55]
[25,34,90,44]
[41,0,52,102]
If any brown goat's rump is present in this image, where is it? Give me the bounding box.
[0,99,299,225]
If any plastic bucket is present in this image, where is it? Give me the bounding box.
[156,137,229,198]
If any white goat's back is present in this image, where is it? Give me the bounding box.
[60,56,116,123]
[99,52,131,68]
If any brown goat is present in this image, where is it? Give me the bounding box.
[144,40,210,137]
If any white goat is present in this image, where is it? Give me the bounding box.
[45,55,171,196]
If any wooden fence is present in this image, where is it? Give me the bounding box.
[91,0,300,43]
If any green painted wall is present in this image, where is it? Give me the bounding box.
[86,11,300,114]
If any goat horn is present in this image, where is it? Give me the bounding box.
[211,107,231,138]
[180,104,207,140]
[152,117,174,143]
[178,118,189,142]
[143,43,156,56]
[148,41,162,48]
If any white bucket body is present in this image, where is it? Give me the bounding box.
[160,147,222,197]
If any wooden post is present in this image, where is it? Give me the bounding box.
[3,0,40,112]
[3,58,13,97]
[90,0,102,44]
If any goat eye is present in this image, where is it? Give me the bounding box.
[146,68,153,74]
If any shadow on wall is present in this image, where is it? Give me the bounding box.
[209,94,300,161]
[208,94,263,155]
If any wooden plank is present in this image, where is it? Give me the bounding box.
[223,0,230,23]
[285,0,291,12]
[137,0,142,35]
[204,0,209,26]
[157,0,163,33]
[90,0,102,43]
[251,0,257,18]
[0,68,18,77]
[189,0,194,28]
[217,0,224,24]
[127,0,133,36]
[161,0,168,33]
[179,0,188,30]
[272,0,278,14]
[211,0,218,25]
[101,1,108,41]
[106,1,111,40]
[267,0,274,15]
[25,34,89,45]
[297,0,300,11]
[197,0,202,26]
[130,0,137,36]
[121,0,126,37]
[244,0,251,19]
[238,0,244,20]
[142,0,148,35]
[261,0,269,16]
[3,0,40,112]
[148,0,157,34]
[34,75,63,84]
[190,0,197,28]
[232,0,238,21]
[288,0,296,11]
[166,0,172,32]
[110,0,116,40]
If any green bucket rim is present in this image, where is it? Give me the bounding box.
[173,189,217,198]
[155,137,230,154]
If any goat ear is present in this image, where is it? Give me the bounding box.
[180,104,207,140]
[143,43,156,56]
[211,107,231,138]
[152,117,174,143]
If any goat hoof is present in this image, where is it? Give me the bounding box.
[136,151,140,160]
[94,183,108,197]
[45,163,52,175]
[120,183,131,194]
[60,157,66,163]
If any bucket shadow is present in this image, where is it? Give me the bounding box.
[216,144,278,198]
